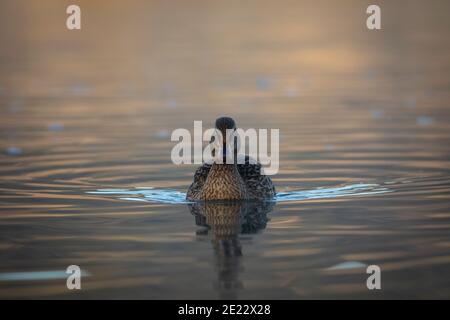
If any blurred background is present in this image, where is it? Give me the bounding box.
[0,0,450,299]
[1,0,449,186]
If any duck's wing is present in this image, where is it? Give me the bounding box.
[186,163,212,200]
[236,155,261,177]
[237,156,276,199]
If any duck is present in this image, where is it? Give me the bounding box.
[186,117,276,201]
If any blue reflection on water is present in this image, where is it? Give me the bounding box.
[275,183,390,202]
[327,261,367,271]
[88,187,190,204]
[87,183,391,204]
[0,270,90,281]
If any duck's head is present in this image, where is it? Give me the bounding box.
[215,116,236,134]
[214,116,237,163]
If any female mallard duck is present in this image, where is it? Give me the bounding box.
[186,117,276,201]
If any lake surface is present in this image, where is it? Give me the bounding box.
[1,0,450,299]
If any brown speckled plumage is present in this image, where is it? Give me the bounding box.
[186,117,276,201]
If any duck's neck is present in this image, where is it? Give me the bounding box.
[200,163,248,200]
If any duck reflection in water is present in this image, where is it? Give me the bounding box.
[188,201,275,299]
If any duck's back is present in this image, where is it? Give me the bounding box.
[186,156,276,200]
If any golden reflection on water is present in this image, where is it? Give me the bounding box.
[1,0,450,298]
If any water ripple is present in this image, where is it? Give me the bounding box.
[87,187,189,204]
[87,183,391,204]
[276,183,391,202]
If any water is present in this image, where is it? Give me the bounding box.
[86,183,391,204]
[1,0,450,299]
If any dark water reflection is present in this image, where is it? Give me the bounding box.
[189,201,273,299]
